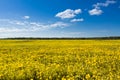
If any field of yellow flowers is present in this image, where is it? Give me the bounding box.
[0,40,120,80]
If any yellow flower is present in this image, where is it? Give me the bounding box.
[62,77,66,80]
[0,74,2,79]
[85,74,90,79]
[67,77,74,80]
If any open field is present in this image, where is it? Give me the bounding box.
[0,40,120,80]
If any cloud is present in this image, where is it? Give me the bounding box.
[55,9,82,19]
[50,22,68,28]
[89,8,103,15]
[0,27,29,33]
[9,20,25,25]
[70,18,84,22]
[23,16,30,19]
[89,0,116,15]
[63,32,83,35]
[0,19,69,33]
[74,9,81,14]
[93,0,116,8]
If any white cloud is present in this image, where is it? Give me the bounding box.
[61,31,85,36]
[0,28,29,33]
[55,9,82,19]
[23,16,30,19]
[93,0,116,8]
[89,0,116,15]
[70,18,84,22]
[50,22,68,28]
[9,20,25,25]
[0,19,69,33]
[89,8,103,15]
[74,9,81,14]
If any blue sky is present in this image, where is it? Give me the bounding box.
[0,0,120,38]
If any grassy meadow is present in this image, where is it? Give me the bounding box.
[0,40,120,80]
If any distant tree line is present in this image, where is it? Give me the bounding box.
[1,36,120,40]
